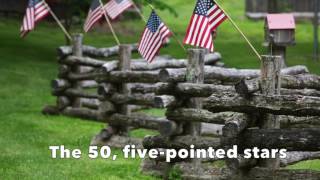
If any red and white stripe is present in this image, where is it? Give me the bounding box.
[184,14,214,52]
[84,7,103,32]
[138,23,172,63]
[20,1,50,37]
[208,4,227,31]
[104,0,133,20]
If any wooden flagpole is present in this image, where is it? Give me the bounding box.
[99,0,121,45]
[132,3,147,22]
[42,1,72,41]
[139,3,186,52]
[215,0,261,61]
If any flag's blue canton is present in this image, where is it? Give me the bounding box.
[90,0,100,10]
[28,0,38,7]
[207,0,215,10]
[147,11,161,33]
[194,0,209,16]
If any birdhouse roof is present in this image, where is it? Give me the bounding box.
[266,14,295,30]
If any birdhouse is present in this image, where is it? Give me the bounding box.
[265,14,296,46]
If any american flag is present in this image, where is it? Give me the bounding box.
[84,0,104,32]
[184,0,227,51]
[20,0,50,37]
[104,0,133,20]
[138,11,172,63]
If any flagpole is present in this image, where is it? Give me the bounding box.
[42,1,72,41]
[214,0,261,61]
[99,0,121,45]
[145,3,187,52]
[132,3,147,22]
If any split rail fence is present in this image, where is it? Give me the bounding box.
[44,34,320,179]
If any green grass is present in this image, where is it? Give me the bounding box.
[1,0,320,179]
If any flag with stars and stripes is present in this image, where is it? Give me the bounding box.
[20,0,50,37]
[84,0,104,32]
[138,11,172,63]
[104,0,134,20]
[184,0,227,51]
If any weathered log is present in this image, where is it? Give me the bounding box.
[129,83,173,94]
[160,65,309,83]
[244,167,320,180]
[235,79,260,97]
[129,105,149,112]
[201,123,224,136]
[58,65,70,78]
[204,52,222,65]
[97,83,116,97]
[100,53,221,72]
[238,73,320,97]
[215,62,225,67]
[204,91,320,116]
[62,107,99,121]
[42,105,60,115]
[61,56,106,67]
[281,88,320,97]
[57,96,70,110]
[57,43,138,58]
[90,127,115,146]
[80,98,100,109]
[80,80,98,88]
[51,79,70,91]
[279,116,320,128]
[281,151,320,166]
[259,55,281,168]
[226,155,257,173]
[158,120,223,137]
[237,75,320,98]
[101,60,118,72]
[116,44,133,135]
[223,114,253,138]
[97,101,116,120]
[132,58,187,71]
[68,72,103,81]
[154,95,176,108]
[175,83,234,97]
[280,65,309,75]
[96,70,160,83]
[240,128,320,151]
[166,109,236,124]
[80,66,95,73]
[129,83,159,94]
[158,120,183,136]
[53,88,99,99]
[107,113,168,130]
[70,34,84,108]
[159,68,186,82]
[162,112,318,131]
[110,93,155,106]
[143,135,221,149]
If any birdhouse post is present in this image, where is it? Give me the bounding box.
[265,14,296,68]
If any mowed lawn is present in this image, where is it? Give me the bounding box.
[1,0,320,179]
